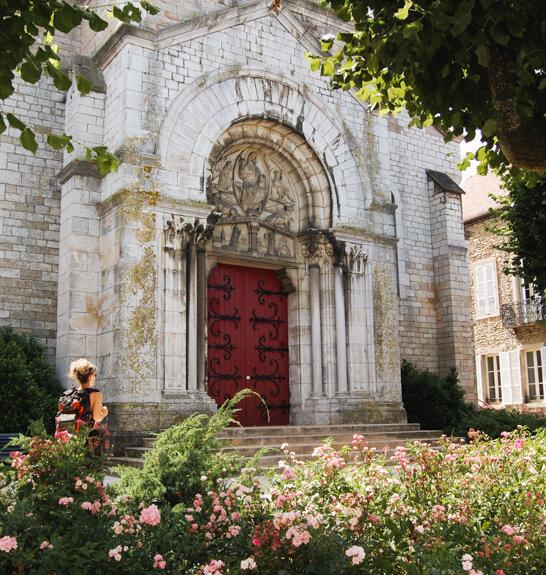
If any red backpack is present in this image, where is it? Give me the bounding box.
[55,388,98,432]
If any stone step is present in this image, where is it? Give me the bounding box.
[128,436,441,459]
[109,456,145,469]
[141,428,439,449]
[111,423,452,471]
[217,423,421,438]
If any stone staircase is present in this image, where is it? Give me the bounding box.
[110,422,446,469]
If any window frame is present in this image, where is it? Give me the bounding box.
[484,354,502,403]
[524,349,545,402]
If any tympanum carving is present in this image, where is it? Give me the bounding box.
[209,147,296,230]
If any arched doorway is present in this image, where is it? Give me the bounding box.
[204,119,332,425]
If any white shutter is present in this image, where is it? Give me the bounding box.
[509,350,523,404]
[485,264,499,314]
[475,355,484,403]
[540,347,546,383]
[499,352,512,405]
[475,266,487,316]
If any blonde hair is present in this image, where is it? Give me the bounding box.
[69,358,97,385]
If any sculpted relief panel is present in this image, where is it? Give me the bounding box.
[208,147,299,259]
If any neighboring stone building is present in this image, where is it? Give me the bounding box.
[462,174,545,412]
[0,1,474,442]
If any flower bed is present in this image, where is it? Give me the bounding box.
[1,426,544,574]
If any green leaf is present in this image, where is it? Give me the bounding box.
[475,44,490,67]
[20,61,42,84]
[87,146,120,176]
[452,11,472,36]
[321,59,335,77]
[0,82,15,100]
[141,1,160,16]
[6,113,25,130]
[0,113,6,134]
[47,133,74,153]
[86,12,108,32]
[394,1,412,20]
[20,127,38,153]
[76,74,92,95]
[490,24,510,46]
[53,4,83,33]
[320,35,335,52]
[403,20,423,39]
[481,119,497,138]
[46,63,72,91]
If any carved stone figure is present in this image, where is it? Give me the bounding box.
[235,152,269,214]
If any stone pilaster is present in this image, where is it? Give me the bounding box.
[427,170,475,398]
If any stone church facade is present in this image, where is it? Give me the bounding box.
[0,1,474,441]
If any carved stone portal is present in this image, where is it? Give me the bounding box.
[208,145,300,260]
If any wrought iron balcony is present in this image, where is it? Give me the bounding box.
[501,300,545,328]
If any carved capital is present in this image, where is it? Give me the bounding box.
[300,230,325,262]
[164,210,221,252]
[345,244,368,275]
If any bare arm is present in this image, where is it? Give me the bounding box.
[90,392,108,422]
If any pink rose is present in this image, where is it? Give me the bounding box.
[54,430,72,443]
[58,497,74,506]
[346,545,365,565]
[501,525,516,536]
[153,553,167,569]
[140,504,161,526]
[0,536,17,553]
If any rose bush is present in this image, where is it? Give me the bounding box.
[1,425,544,574]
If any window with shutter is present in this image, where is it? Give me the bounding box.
[483,354,501,402]
[508,350,523,405]
[474,262,499,317]
[525,349,545,401]
[499,352,512,405]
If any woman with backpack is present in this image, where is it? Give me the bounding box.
[56,359,109,453]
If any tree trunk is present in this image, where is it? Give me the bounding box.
[488,46,546,172]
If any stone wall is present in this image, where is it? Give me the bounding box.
[0,30,80,358]
[466,217,546,354]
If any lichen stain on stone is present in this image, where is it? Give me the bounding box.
[118,162,160,391]
[372,261,399,393]
[362,110,386,203]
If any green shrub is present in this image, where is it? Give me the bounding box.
[401,360,546,438]
[1,426,545,575]
[455,406,546,439]
[113,391,263,507]
[401,360,472,433]
[0,327,62,434]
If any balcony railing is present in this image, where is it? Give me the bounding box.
[500,300,545,328]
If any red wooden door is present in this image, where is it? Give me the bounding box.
[207,264,290,426]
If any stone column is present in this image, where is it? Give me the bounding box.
[162,212,219,396]
[334,264,348,395]
[162,219,187,394]
[196,248,207,391]
[186,241,198,392]
[307,263,323,397]
[345,245,375,393]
